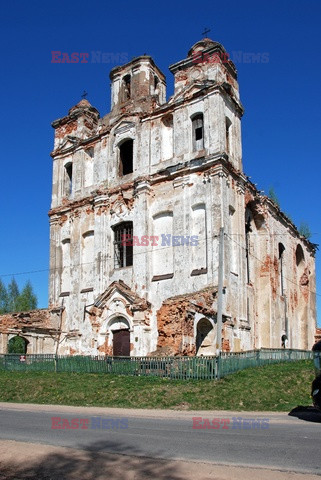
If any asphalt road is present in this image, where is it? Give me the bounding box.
[0,404,320,475]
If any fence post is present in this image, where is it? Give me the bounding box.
[256,349,260,367]
[216,353,221,380]
[314,352,321,376]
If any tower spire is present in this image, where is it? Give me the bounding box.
[202,27,211,38]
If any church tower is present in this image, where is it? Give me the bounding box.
[109,55,166,111]
[168,38,244,172]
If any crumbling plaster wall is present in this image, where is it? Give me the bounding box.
[244,190,316,350]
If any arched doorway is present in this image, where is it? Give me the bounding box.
[109,317,130,356]
[8,336,29,354]
[196,318,215,356]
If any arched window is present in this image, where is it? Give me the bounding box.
[191,113,204,151]
[8,335,29,354]
[112,222,133,268]
[196,318,215,356]
[64,162,72,196]
[119,139,133,176]
[154,75,159,93]
[161,114,173,160]
[123,74,131,101]
[61,238,71,292]
[296,244,304,266]
[245,209,253,284]
[225,117,232,154]
[278,243,285,295]
[245,202,265,284]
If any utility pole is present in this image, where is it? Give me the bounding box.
[284,294,289,346]
[216,226,224,379]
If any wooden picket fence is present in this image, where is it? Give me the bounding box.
[0,348,314,380]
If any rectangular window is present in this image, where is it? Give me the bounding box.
[119,140,133,176]
[64,163,73,196]
[191,204,207,275]
[192,114,204,151]
[152,212,173,280]
[113,222,133,268]
[82,230,94,287]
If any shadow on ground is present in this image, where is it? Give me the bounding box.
[288,406,321,423]
[0,439,184,480]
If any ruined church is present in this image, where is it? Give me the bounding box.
[0,38,317,356]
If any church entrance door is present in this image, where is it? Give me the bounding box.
[113,329,130,356]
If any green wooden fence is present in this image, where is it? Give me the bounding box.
[314,351,321,375]
[0,348,314,380]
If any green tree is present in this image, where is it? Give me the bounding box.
[0,279,9,314]
[299,221,312,240]
[268,187,280,207]
[16,281,38,311]
[1,278,38,313]
[7,278,20,312]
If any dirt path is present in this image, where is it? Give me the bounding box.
[0,439,319,480]
[0,401,290,419]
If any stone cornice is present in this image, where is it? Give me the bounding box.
[245,181,317,255]
[48,155,247,218]
[50,84,243,159]
[109,55,166,82]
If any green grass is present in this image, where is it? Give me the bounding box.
[0,360,315,411]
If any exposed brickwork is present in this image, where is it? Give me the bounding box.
[0,309,51,332]
[155,288,217,356]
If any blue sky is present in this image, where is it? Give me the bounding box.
[0,0,320,325]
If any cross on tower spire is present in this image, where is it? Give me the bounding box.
[81,90,88,99]
[202,27,211,38]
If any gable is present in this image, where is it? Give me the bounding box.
[56,135,80,153]
[93,280,150,312]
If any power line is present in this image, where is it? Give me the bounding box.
[0,231,319,300]
[0,234,218,278]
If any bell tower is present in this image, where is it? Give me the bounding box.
[109,56,166,111]
[169,38,244,171]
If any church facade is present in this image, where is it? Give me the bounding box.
[0,38,317,356]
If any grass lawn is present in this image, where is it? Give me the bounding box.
[0,360,315,411]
